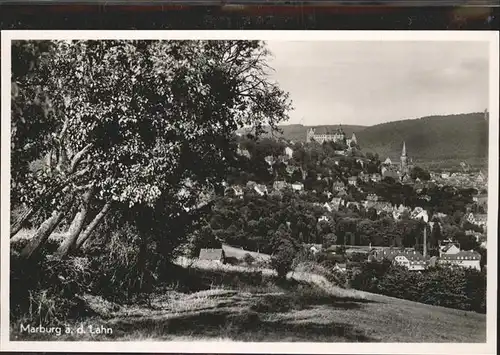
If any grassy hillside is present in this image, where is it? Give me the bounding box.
[12,260,486,342]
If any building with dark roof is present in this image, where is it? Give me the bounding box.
[376,249,430,271]
[199,248,225,263]
[439,251,481,271]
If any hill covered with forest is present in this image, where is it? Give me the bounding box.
[250,113,488,166]
[356,112,488,163]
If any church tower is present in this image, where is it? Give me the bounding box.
[400,141,408,174]
[351,133,357,145]
[306,128,315,143]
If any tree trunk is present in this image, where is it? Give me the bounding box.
[75,201,112,250]
[10,169,89,238]
[10,207,34,238]
[20,210,66,259]
[55,189,94,258]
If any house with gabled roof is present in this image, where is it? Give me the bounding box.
[330,197,343,210]
[199,248,225,263]
[347,176,358,186]
[439,243,461,257]
[332,180,346,192]
[377,249,430,271]
[254,184,268,196]
[225,185,244,198]
[410,207,429,223]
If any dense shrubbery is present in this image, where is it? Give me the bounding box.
[349,261,486,313]
[11,243,95,325]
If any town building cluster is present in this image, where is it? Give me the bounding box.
[224,133,487,273]
[373,243,481,271]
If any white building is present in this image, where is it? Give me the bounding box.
[439,243,461,257]
[284,146,294,159]
[394,255,427,271]
[254,184,268,196]
[439,251,481,271]
[411,207,429,223]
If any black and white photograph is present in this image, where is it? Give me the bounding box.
[1,31,498,353]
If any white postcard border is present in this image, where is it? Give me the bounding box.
[1,30,498,354]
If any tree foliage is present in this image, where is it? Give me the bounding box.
[14,40,292,258]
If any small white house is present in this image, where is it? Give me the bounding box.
[330,197,343,210]
[225,186,244,198]
[347,176,358,186]
[254,184,268,196]
[439,243,461,257]
[199,248,225,264]
[332,181,346,192]
[284,146,294,159]
[292,182,304,191]
[411,207,429,223]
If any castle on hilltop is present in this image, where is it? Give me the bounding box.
[306,125,358,146]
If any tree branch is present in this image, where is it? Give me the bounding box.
[69,143,92,173]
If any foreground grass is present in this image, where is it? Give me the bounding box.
[11,260,486,343]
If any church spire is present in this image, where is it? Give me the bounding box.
[400,141,409,175]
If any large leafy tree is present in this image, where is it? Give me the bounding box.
[10,41,61,235]
[14,40,292,259]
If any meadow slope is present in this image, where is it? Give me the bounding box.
[11,260,486,343]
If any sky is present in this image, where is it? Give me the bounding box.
[266,41,489,127]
